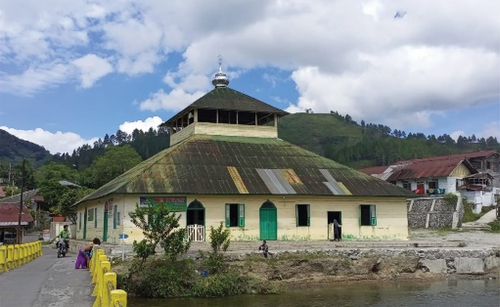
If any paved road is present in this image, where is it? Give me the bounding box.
[0,246,94,307]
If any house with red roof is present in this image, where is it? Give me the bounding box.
[359,150,500,212]
[0,202,34,244]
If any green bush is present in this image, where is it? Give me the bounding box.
[489,220,500,232]
[191,272,249,297]
[443,193,458,209]
[124,259,196,298]
[462,201,481,223]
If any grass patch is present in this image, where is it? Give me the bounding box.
[488,220,500,233]
[117,257,282,298]
[462,201,482,223]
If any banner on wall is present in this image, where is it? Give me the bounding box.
[139,196,187,212]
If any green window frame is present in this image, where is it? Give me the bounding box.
[296,204,310,226]
[94,208,98,228]
[360,204,377,226]
[113,205,118,229]
[225,203,245,227]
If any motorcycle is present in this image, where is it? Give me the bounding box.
[56,237,68,258]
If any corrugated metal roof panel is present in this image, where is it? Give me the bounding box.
[75,135,414,205]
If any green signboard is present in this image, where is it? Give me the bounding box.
[139,196,187,212]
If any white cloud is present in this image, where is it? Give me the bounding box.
[0,62,73,96]
[0,0,499,142]
[72,54,113,88]
[475,121,500,141]
[139,88,205,112]
[119,116,164,135]
[450,130,466,141]
[0,126,98,155]
[286,45,499,130]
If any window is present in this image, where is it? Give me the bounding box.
[94,208,98,228]
[79,212,82,230]
[428,180,438,189]
[486,161,491,169]
[225,204,245,227]
[402,181,411,191]
[87,208,94,222]
[296,204,310,226]
[360,204,377,226]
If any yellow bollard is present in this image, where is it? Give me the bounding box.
[100,266,113,307]
[20,244,26,265]
[0,246,7,272]
[7,245,14,269]
[28,243,34,261]
[37,241,42,257]
[110,289,127,307]
[92,255,108,296]
[13,244,20,268]
[91,250,105,283]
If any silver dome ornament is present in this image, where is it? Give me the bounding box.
[212,55,229,88]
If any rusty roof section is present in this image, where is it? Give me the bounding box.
[75,135,414,205]
[162,87,288,126]
[0,202,33,225]
[358,151,495,181]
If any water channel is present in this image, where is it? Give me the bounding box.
[129,278,499,307]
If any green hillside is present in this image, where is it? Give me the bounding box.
[278,113,499,169]
[0,129,52,167]
[278,113,363,155]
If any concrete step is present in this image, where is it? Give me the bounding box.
[461,223,492,231]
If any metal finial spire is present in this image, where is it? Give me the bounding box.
[212,55,229,88]
[218,55,223,73]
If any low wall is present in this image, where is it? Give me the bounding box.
[227,247,500,282]
[408,197,463,228]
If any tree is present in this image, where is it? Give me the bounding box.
[84,145,142,188]
[54,187,94,223]
[203,222,231,274]
[129,203,190,266]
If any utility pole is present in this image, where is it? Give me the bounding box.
[17,160,26,244]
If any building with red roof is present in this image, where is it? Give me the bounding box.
[0,202,34,244]
[359,150,500,212]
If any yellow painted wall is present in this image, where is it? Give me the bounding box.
[450,163,472,178]
[76,194,409,243]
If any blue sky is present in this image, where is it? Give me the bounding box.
[0,0,498,154]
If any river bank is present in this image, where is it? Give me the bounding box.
[114,244,499,298]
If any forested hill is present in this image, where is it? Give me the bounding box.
[1,113,499,172]
[0,129,52,166]
[278,113,500,169]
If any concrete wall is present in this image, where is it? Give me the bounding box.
[76,194,409,243]
[407,197,461,228]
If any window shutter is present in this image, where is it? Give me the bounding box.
[307,205,310,226]
[295,205,299,227]
[225,204,230,227]
[238,204,245,227]
[370,205,377,226]
[113,205,117,229]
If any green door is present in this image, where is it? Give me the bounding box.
[103,210,108,242]
[83,209,87,240]
[259,201,277,240]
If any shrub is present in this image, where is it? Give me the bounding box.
[462,201,481,223]
[489,220,500,232]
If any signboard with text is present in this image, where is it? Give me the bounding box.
[139,196,187,212]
